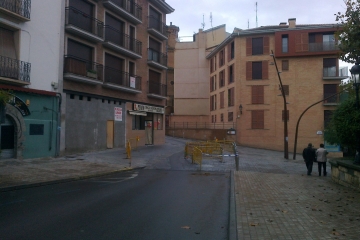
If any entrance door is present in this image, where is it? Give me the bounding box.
[1,116,15,159]
[145,120,153,145]
[106,120,114,148]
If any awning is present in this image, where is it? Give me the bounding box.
[128,110,147,116]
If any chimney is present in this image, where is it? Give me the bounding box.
[279,22,287,26]
[288,18,296,28]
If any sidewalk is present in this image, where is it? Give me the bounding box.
[234,146,360,240]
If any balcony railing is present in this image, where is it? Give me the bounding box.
[148,81,166,96]
[64,55,103,81]
[0,55,31,83]
[104,26,142,55]
[106,0,142,21]
[148,48,167,67]
[65,7,104,39]
[309,42,339,52]
[148,16,167,36]
[0,0,31,19]
[104,66,141,90]
[323,93,339,104]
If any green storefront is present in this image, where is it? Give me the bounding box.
[0,87,60,159]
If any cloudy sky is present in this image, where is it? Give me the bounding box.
[166,0,351,68]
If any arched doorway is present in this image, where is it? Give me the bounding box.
[0,115,15,159]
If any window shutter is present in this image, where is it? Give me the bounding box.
[246,62,252,80]
[251,110,264,129]
[262,61,268,79]
[295,33,309,52]
[252,85,264,104]
[246,38,252,56]
[263,36,269,55]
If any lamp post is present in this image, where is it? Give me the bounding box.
[270,50,288,159]
[350,62,360,164]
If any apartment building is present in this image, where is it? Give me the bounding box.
[167,25,229,127]
[207,18,347,153]
[0,0,64,159]
[62,0,174,153]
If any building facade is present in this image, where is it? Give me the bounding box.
[62,0,174,154]
[0,0,64,159]
[207,18,347,154]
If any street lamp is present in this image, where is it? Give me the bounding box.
[270,50,288,159]
[350,62,360,164]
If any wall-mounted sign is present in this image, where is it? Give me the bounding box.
[134,103,164,114]
[114,107,122,121]
[317,131,323,135]
[130,77,136,88]
[9,95,31,116]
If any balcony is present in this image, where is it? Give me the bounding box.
[323,93,340,106]
[63,55,103,85]
[0,0,31,21]
[103,0,142,25]
[103,66,141,93]
[0,55,30,86]
[65,7,104,42]
[147,81,167,99]
[147,48,167,70]
[323,67,349,80]
[147,16,168,40]
[103,26,142,59]
[309,42,339,52]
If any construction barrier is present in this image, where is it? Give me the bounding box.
[192,147,203,170]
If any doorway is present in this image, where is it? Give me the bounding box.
[107,120,114,148]
[1,115,15,159]
[145,120,153,145]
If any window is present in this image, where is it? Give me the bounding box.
[211,115,217,123]
[281,85,289,95]
[246,61,268,80]
[282,110,289,121]
[214,56,217,70]
[324,84,338,103]
[219,70,225,87]
[323,58,337,77]
[105,53,124,84]
[246,37,269,56]
[282,35,288,53]
[210,95,217,111]
[220,91,224,108]
[132,115,145,130]
[228,112,233,122]
[282,60,289,71]
[149,7,162,31]
[228,65,234,83]
[251,110,264,129]
[252,62,262,79]
[252,85,264,104]
[323,33,335,51]
[219,49,225,66]
[324,110,334,128]
[220,113,224,122]
[252,37,263,55]
[210,75,216,91]
[230,41,235,60]
[210,58,214,72]
[30,124,44,135]
[149,70,162,95]
[228,88,234,107]
[153,114,163,130]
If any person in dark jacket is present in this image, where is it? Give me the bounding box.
[303,143,316,175]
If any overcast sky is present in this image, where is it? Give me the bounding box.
[166,0,351,68]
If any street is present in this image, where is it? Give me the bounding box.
[0,168,230,240]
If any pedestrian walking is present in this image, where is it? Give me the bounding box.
[316,143,328,176]
[303,143,316,176]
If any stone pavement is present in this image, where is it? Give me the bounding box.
[1,136,360,239]
[235,146,360,240]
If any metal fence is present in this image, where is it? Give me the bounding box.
[167,122,236,129]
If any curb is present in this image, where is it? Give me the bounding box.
[0,166,145,192]
[229,170,238,240]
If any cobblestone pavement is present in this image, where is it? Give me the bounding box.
[235,146,360,240]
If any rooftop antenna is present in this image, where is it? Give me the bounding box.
[210,12,214,40]
[201,14,205,30]
[255,2,258,28]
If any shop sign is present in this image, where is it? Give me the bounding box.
[9,95,30,116]
[114,107,122,121]
[134,103,164,114]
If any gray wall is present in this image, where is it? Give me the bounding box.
[65,94,125,153]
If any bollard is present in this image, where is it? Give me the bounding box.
[126,140,131,167]
[235,154,239,171]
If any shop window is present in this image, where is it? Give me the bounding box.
[132,115,145,130]
[153,114,163,130]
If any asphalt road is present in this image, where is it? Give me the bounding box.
[0,169,230,240]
